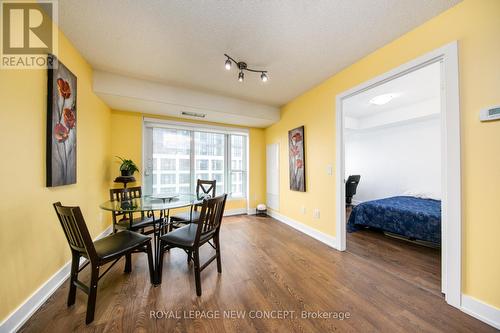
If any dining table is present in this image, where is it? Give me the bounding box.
[99,193,203,285]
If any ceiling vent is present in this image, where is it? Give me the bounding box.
[181,111,206,118]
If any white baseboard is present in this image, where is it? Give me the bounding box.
[0,225,113,333]
[223,208,257,216]
[267,210,337,249]
[461,295,500,330]
[224,208,247,216]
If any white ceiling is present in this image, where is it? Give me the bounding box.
[343,61,441,119]
[58,0,460,107]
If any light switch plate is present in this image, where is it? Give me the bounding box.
[326,165,333,175]
[313,209,320,219]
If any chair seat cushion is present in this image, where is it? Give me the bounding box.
[170,210,201,223]
[116,216,156,230]
[94,230,150,261]
[160,224,213,248]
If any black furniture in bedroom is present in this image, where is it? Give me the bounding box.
[346,175,361,205]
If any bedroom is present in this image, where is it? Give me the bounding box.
[344,61,443,295]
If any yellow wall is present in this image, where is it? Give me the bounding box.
[110,110,266,211]
[0,32,112,320]
[266,0,500,308]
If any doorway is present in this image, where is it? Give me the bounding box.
[335,42,461,308]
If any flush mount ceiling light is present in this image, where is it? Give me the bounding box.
[224,54,268,83]
[369,93,397,105]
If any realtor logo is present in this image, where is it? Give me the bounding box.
[1,0,58,69]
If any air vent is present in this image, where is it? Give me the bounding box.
[181,111,206,118]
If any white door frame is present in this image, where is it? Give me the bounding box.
[335,41,461,308]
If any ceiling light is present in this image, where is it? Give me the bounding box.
[224,53,269,83]
[224,58,231,70]
[369,94,397,105]
[260,72,268,82]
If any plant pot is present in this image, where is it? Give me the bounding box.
[121,170,133,177]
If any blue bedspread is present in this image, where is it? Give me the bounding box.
[347,196,441,244]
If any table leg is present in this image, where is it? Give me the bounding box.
[152,209,170,285]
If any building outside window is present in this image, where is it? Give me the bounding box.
[144,122,247,199]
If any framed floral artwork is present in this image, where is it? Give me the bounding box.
[288,126,306,192]
[46,55,77,187]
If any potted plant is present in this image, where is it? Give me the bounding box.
[116,156,139,177]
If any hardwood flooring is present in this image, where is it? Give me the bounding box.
[346,206,442,297]
[20,215,494,333]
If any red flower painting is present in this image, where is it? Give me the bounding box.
[296,159,303,169]
[47,55,77,187]
[288,126,306,192]
[57,78,71,99]
[54,123,69,142]
[63,108,76,129]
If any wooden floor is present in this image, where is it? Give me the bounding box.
[346,206,442,297]
[20,215,494,333]
[347,229,442,297]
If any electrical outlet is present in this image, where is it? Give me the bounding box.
[313,209,320,219]
[300,206,306,214]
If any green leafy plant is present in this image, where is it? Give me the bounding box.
[116,156,139,175]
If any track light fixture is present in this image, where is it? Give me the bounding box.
[224,54,269,83]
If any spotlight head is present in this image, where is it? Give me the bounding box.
[224,58,231,70]
[238,71,244,82]
[261,72,268,82]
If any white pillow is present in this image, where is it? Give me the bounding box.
[403,190,440,201]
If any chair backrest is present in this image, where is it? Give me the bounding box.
[53,202,98,261]
[195,194,227,244]
[346,175,361,197]
[110,186,143,201]
[196,179,216,199]
[109,186,144,223]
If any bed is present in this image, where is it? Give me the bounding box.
[347,196,441,244]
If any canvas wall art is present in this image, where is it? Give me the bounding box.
[288,126,306,192]
[47,55,77,187]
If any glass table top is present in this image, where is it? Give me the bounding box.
[99,194,203,213]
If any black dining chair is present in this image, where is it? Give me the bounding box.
[169,179,216,229]
[53,202,154,324]
[158,194,227,296]
[110,186,156,233]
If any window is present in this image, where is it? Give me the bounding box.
[196,159,209,170]
[179,159,190,170]
[144,121,248,199]
[211,160,223,171]
[160,158,175,170]
[160,174,176,185]
[150,128,191,195]
[179,173,190,184]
